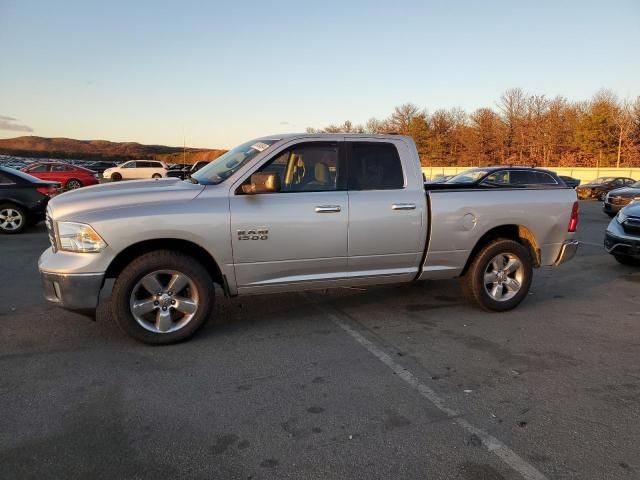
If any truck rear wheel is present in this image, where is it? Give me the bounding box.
[111,250,215,344]
[461,239,532,312]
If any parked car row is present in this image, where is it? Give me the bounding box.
[576,176,636,201]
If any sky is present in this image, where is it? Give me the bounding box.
[1,0,639,149]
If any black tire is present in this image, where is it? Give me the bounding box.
[111,250,215,345]
[152,173,162,179]
[111,172,122,181]
[614,255,640,266]
[0,203,28,234]
[66,178,83,189]
[461,238,533,312]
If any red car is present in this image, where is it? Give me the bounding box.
[21,162,99,189]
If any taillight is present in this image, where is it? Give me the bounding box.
[568,201,579,232]
[37,186,57,197]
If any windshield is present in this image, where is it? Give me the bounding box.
[446,168,493,184]
[589,177,615,184]
[192,139,277,185]
[632,181,640,188]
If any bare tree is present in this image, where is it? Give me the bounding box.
[612,99,635,167]
[389,103,423,135]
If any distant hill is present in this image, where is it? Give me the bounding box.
[0,136,226,164]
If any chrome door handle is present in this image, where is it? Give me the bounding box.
[392,203,416,210]
[315,205,341,213]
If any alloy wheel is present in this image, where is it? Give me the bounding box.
[0,208,24,231]
[129,270,200,333]
[483,253,524,302]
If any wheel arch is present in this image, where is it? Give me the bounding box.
[105,238,228,293]
[461,224,541,276]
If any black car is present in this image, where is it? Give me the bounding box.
[605,201,640,265]
[602,181,640,216]
[441,166,567,188]
[166,160,210,180]
[575,176,636,201]
[559,175,581,189]
[0,166,59,234]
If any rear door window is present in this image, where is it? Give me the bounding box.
[0,172,14,184]
[28,164,50,173]
[347,142,404,190]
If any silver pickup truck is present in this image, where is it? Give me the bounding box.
[39,134,579,344]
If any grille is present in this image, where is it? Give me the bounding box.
[46,209,57,252]
[623,216,640,234]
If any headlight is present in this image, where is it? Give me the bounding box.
[617,210,628,224]
[57,222,107,252]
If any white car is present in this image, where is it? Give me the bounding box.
[103,160,168,181]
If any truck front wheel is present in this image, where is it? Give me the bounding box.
[461,239,533,312]
[111,250,215,344]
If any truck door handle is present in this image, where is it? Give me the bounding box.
[315,205,341,213]
[392,203,416,210]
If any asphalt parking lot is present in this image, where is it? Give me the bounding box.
[1,200,639,479]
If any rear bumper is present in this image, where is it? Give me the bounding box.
[554,240,579,265]
[40,270,104,314]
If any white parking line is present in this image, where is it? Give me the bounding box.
[310,299,549,480]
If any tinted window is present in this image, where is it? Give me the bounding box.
[122,161,136,168]
[483,170,509,184]
[149,162,162,168]
[28,164,49,172]
[625,178,635,185]
[612,178,624,187]
[256,142,339,192]
[484,170,556,186]
[348,142,403,190]
[51,164,71,172]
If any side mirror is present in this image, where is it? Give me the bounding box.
[241,172,281,194]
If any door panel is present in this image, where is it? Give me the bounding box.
[230,191,348,288]
[345,141,425,279]
[348,189,424,276]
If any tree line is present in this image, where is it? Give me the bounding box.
[307,89,640,168]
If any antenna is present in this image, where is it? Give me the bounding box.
[183,126,186,165]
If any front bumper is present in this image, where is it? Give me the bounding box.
[554,240,579,265]
[603,201,623,214]
[605,231,640,258]
[40,270,104,314]
[576,189,594,199]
